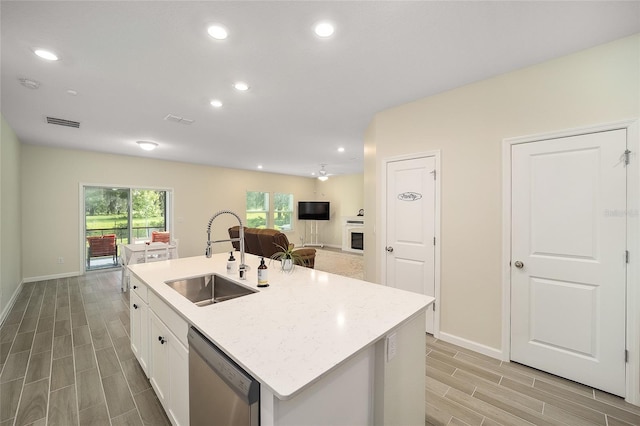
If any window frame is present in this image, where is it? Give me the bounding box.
[246,191,294,231]
[273,192,294,231]
[245,191,270,229]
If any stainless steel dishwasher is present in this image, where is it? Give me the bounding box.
[188,327,260,426]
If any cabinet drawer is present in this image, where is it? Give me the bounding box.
[130,275,148,302]
[149,292,189,347]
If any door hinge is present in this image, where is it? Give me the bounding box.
[431,170,436,180]
[626,250,630,264]
[432,302,436,312]
[433,237,436,246]
[626,349,629,363]
[624,149,631,166]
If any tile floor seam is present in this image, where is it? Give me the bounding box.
[60,277,81,426]
[94,273,126,425]
[92,272,143,425]
[12,283,43,426]
[0,288,32,380]
[533,375,634,420]
[78,276,115,426]
[42,279,60,426]
[442,386,487,424]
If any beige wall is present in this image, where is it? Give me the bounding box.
[1,116,23,316]
[20,145,325,280]
[365,34,640,350]
[310,174,364,248]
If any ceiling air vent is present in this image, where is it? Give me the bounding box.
[46,117,80,128]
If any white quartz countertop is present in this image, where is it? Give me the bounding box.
[129,253,433,400]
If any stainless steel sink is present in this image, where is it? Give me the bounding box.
[165,274,257,307]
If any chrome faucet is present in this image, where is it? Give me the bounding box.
[205,210,248,279]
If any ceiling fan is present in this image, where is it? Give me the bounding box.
[318,164,329,181]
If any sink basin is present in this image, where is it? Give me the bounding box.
[165,274,257,307]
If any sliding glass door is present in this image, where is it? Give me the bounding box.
[84,186,170,271]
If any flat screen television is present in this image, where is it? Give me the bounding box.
[298,201,330,221]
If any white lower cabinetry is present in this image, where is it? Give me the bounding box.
[130,275,189,426]
[149,310,189,426]
[130,290,149,376]
[149,311,170,404]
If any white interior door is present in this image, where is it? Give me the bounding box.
[511,129,627,396]
[386,156,436,333]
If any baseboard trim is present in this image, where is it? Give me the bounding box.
[23,271,80,283]
[438,331,502,361]
[0,279,24,325]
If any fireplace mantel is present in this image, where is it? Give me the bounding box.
[342,216,364,253]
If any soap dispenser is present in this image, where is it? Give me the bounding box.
[257,257,269,287]
[226,251,237,274]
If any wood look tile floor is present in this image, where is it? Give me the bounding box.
[425,335,640,426]
[2,269,640,425]
[0,271,170,426]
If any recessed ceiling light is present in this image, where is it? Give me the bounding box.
[314,21,335,38]
[234,81,250,91]
[34,49,59,61]
[207,25,228,40]
[67,89,78,96]
[210,99,223,108]
[257,165,263,169]
[338,147,345,152]
[136,141,158,151]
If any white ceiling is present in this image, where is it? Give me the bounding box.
[2,1,639,178]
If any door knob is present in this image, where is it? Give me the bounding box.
[386,246,394,253]
[514,260,524,269]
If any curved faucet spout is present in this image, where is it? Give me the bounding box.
[205,210,247,279]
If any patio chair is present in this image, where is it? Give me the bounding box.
[151,231,171,243]
[87,234,117,267]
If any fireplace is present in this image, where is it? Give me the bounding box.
[342,217,364,253]
[351,231,364,251]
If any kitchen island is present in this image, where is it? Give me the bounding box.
[129,253,433,426]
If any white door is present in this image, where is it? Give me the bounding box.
[386,156,436,333]
[511,129,627,396]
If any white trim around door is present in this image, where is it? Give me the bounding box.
[501,119,640,406]
[380,150,441,337]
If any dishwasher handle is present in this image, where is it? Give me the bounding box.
[188,327,260,404]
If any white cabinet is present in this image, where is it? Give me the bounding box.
[149,311,170,404]
[167,327,189,425]
[130,291,149,376]
[129,275,189,426]
[148,297,189,426]
[129,276,149,377]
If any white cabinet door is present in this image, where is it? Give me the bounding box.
[167,337,189,426]
[149,311,170,407]
[149,308,190,426]
[130,291,149,376]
